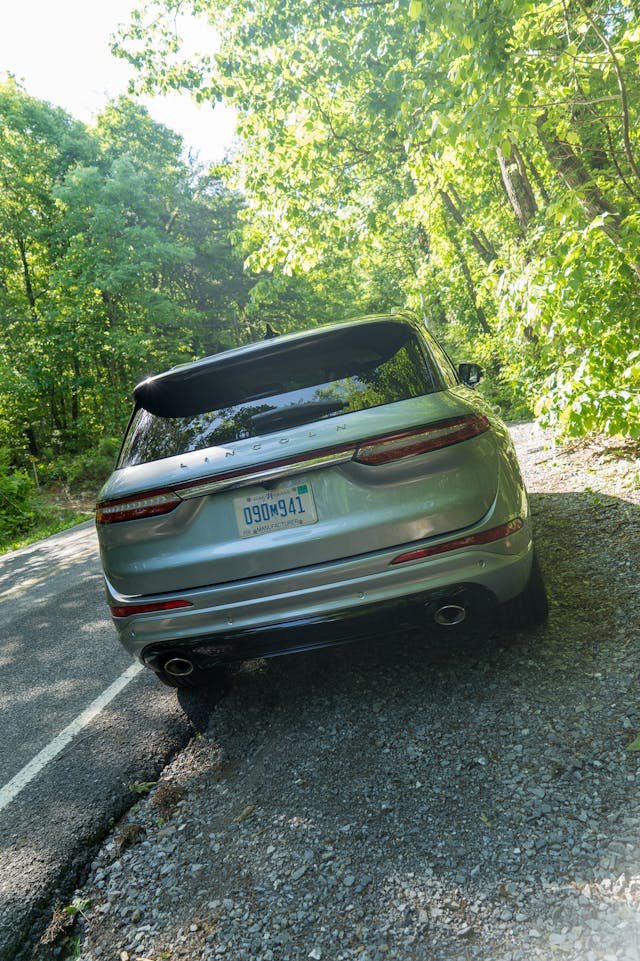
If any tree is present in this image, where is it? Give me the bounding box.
[0,85,255,463]
[113,0,640,436]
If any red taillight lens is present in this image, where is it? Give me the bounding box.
[110,599,193,618]
[354,414,490,465]
[391,518,524,565]
[96,490,182,524]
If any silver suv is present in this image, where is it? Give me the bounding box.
[96,313,547,688]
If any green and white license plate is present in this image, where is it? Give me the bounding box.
[233,483,318,538]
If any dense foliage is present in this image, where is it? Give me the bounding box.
[0,80,384,544]
[2,2,640,545]
[116,0,640,436]
[0,82,257,468]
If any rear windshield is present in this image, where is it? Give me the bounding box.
[118,322,440,467]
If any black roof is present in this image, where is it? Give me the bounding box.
[133,313,422,418]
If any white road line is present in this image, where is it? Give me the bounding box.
[0,662,143,814]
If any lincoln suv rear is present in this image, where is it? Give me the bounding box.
[96,312,547,688]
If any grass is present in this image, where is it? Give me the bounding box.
[0,498,93,555]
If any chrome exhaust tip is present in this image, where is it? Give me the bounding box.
[163,656,195,677]
[433,603,467,627]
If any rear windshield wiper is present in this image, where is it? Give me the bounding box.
[250,399,347,430]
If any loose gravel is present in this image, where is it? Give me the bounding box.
[41,423,640,961]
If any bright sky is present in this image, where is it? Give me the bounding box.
[0,0,236,164]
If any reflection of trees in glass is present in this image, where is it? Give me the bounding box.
[366,342,432,402]
[121,410,199,464]
[314,342,432,413]
[120,332,437,466]
[210,405,271,444]
[120,404,274,464]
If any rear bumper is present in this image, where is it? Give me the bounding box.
[141,581,497,677]
[106,518,534,668]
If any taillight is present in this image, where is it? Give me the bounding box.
[354,414,489,465]
[96,490,182,524]
[391,518,524,565]
[110,599,193,618]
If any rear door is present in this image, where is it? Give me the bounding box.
[98,320,498,595]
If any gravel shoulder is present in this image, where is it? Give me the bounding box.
[37,423,640,961]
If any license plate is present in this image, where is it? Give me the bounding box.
[234,484,318,538]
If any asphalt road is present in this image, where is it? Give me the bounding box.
[0,522,193,961]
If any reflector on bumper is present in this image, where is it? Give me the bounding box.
[110,599,193,618]
[390,518,524,565]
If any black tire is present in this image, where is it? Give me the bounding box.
[497,553,548,630]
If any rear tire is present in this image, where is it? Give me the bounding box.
[497,553,548,630]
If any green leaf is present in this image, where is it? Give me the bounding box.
[64,897,92,916]
[129,780,158,795]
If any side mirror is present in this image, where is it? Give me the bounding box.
[458,362,484,388]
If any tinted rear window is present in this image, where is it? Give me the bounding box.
[118,322,440,467]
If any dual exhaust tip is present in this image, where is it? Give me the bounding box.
[163,656,195,678]
[162,603,466,678]
[433,603,467,627]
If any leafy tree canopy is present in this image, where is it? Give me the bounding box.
[0,81,256,465]
[114,0,640,437]
[0,76,388,493]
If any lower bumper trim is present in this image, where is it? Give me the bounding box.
[141,582,497,677]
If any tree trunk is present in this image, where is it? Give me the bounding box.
[536,115,640,281]
[446,227,491,334]
[16,237,37,315]
[497,141,538,231]
[574,0,640,189]
[25,425,39,458]
[71,355,81,431]
[50,389,65,434]
[519,145,550,205]
[439,189,497,265]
